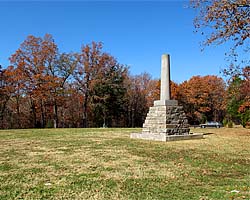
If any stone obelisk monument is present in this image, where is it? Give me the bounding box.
[131,54,203,141]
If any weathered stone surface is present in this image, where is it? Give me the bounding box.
[130,101,204,141]
[130,132,166,141]
[131,102,191,138]
[141,103,190,135]
[130,132,203,142]
[160,54,171,101]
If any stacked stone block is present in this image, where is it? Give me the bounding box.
[142,104,190,136]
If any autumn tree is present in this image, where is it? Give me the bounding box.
[59,82,84,128]
[74,42,129,127]
[170,81,180,100]
[0,64,33,128]
[9,34,59,128]
[191,0,250,49]
[46,53,77,128]
[226,66,250,127]
[0,66,8,127]
[0,66,13,128]
[74,42,101,127]
[125,74,148,127]
[191,0,250,76]
[124,73,160,127]
[240,67,250,127]
[178,75,226,124]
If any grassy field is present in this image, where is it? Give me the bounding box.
[0,127,249,200]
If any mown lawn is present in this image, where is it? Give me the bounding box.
[0,127,249,199]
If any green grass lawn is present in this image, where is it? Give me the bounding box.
[0,128,249,200]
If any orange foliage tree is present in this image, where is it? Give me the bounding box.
[0,66,15,128]
[9,34,59,127]
[191,0,250,50]
[178,75,226,124]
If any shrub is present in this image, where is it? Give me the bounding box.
[222,118,228,127]
[46,120,54,128]
[227,121,233,128]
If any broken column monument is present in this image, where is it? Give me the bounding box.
[130,54,203,141]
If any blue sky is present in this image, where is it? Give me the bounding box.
[0,0,231,83]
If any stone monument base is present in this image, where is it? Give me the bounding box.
[130,100,204,142]
[130,132,203,142]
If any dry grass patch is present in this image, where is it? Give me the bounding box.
[0,127,249,199]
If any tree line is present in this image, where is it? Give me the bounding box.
[0,34,249,129]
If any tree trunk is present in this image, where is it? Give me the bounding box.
[40,99,45,128]
[30,99,37,128]
[0,99,9,128]
[16,96,21,128]
[83,93,88,128]
[53,101,58,128]
[82,79,89,128]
